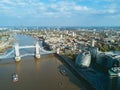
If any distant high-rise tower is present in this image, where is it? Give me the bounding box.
[66,30,68,35]
[72,32,76,37]
[60,34,63,39]
[91,39,95,47]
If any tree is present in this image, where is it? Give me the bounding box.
[101,44,109,52]
[114,46,120,51]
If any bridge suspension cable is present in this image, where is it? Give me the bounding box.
[0,43,56,60]
[0,49,14,59]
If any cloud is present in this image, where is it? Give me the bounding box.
[46,1,90,17]
[0,0,96,18]
[104,0,114,1]
[0,0,15,5]
[14,1,90,18]
[74,6,89,11]
[0,0,120,19]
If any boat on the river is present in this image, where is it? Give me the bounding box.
[75,50,91,67]
[12,73,19,82]
[60,69,67,76]
[108,67,120,77]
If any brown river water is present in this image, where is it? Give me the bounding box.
[0,56,88,90]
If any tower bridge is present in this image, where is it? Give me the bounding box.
[0,41,56,62]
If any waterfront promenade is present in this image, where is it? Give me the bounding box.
[56,54,101,90]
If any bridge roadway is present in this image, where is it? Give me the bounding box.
[0,44,56,60]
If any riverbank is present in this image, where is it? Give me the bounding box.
[0,34,14,54]
[55,54,105,90]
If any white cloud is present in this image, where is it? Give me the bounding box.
[0,0,91,18]
[0,0,119,18]
[74,6,89,11]
[0,0,16,6]
[47,1,90,16]
[104,0,114,1]
[103,3,118,14]
[108,9,116,13]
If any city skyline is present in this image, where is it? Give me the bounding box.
[0,0,120,26]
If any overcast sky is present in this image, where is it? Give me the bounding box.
[0,0,120,26]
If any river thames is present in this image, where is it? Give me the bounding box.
[0,34,89,90]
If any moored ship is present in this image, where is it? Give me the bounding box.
[60,68,67,76]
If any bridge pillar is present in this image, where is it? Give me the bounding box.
[15,43,21,62]
[35,42,40,59]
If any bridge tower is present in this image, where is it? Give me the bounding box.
[35,41,40,59]
[15,43,21,62]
